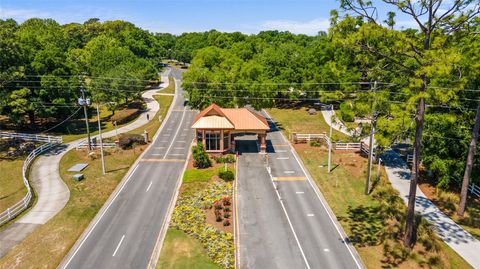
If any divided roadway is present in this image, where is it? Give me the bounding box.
[236,111,364,269]
[59,68,197,269]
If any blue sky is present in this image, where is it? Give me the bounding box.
[0,0,419,35]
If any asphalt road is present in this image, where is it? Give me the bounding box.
[59,68,197,269]
[237,111,364,269]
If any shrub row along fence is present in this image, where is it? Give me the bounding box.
[0,132,62,226]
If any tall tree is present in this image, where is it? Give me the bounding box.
[339,0,479,246]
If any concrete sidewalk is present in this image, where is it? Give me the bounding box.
[381,150,480,268]
[0,70,171,258]
[321,109,354,136]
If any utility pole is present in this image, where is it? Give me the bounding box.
[78,74,92,151]
[96,104,106,175]
[365,81,378,195]
[366,113,377,194]
[328,104,333,173]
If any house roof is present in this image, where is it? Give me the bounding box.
[192,104,269,131]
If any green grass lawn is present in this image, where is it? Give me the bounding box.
[0,157,26,214]
[157,229,221,269]
[267,107,350,142]
[159,77,175,94]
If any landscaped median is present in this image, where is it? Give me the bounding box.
[267,108,473,269]
[158,145,236,269]
[0,94,173,269]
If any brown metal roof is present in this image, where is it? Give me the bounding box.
[192,104,269,131]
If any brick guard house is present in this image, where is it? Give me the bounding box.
[191,104,270,153]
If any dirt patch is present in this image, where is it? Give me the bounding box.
[205,201,234,234]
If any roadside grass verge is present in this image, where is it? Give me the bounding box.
[158,160,235,269]
[0,156,26,214]
[267,107,350,141]
[158,77,175,94]
[157,229,221,269]
[268,107,472,269]
[0,94,173,269]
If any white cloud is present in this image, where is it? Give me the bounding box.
[0,7,50,20]
[259,18,330,35]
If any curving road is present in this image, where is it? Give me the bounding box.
[58,68,197,269]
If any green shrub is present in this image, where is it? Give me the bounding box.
[219,170,234,181]
[339,101,355,122]
[118,134,146,149]
[214,154,236,163]
[309,140,321,147]
[192,143,212,168]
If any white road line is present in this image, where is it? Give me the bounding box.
[183,128,189,131]
[150,153,163,156]
[174,147,184,149]
[277,157,290,160]
[307,214,315,217]
[168,153,185,156]
[276,150,287,153]
[61,164,139,268]
[146,181,153,192]
[163,107,187,159]
[262,109,363,269]
[284,170,295,174]
[176,141,186,143]
[266,167,311,269]
[154,147,166,149]
[324,248,330,252]
[163,134,171,136]
[296,191,305,194]
[112,235,125,257]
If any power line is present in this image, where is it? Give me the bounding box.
[41,107,82,133]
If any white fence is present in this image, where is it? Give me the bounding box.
[0,131,62,144]
[75,140,117,150]
[291,133,331,146]
[0,132,62,226]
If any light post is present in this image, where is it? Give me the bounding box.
[328,104,333,173]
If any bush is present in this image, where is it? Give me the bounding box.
[224,212,230,218]
[339,101,355,122]
[214,154,236,163]
[118,134,146,149]
[223,219,230,226]
[219,170,234,181]
[309,140,321,147]
[222,196,231,206]
[192,143,212,168]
